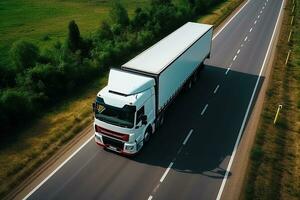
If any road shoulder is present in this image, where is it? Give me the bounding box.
[220,1,287,199]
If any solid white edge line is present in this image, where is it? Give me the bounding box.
[213,0,250,39]
[216,0,285,199]
[160,162,174,183]
[23,135,94,200]
[23,0,250,199]
[148,195,153,200]
[183,129,194,145]
[201,104,209,115]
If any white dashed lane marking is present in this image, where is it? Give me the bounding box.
[233,55,237,61]
[160,162,174,183]
[183,129,193,145]
[225,67,230,75]
[214,85,220,94]
[201,104,208,115]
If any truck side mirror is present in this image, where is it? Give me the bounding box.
[141,115,147,125]
[92,103,96,112]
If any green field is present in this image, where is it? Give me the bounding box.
[0,0,149,67]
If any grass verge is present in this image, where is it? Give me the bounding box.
[0,0,244,198]
[243,0,300,199]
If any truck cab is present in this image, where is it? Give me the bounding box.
[93,69,156,154]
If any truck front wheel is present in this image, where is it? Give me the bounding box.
[144,129,151,143]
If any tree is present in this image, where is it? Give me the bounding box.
[67,20,82,52]
[148,4,178,36]
[151,0,172,5]
[97,21,113,40]
[131,8,149,30]
[193,0,210,14]
[10,40,39,71]
[110,1,129,27]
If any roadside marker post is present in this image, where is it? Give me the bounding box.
[292,4,295,13]
[273,104,283,124]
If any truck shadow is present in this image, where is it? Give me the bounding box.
[130,64,264,178]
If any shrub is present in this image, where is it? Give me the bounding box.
[131,8,149,31]
[18,63,64,100]
[0,89,33,135]
[110,0,129,27]
[96,21,113,41]
[147,4,178,36]
[151,0,172,5]
[0,65,16,88]
[251,145,264,161]
[10,40,39,72]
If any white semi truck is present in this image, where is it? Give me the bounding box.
[93,22,213,155]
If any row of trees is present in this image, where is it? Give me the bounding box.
[0,0,223,136]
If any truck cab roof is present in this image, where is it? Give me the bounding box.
[107,69,155,96]
[98,69,155,108]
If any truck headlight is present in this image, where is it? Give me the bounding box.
[125,145,135,151]
[95,133,102,142]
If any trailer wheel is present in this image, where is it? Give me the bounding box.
[192,73,197,83]
[159,113,164,127]
[188,80,193,89]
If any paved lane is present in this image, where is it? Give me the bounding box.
[25,0,284,199]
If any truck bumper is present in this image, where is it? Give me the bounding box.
[94,132,139,155]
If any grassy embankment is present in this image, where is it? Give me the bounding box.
[0,0,244,198]
[244,0,300,199]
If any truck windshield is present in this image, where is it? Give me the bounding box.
[94,97,135,128]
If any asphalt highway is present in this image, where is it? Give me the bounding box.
[24,0,284,199]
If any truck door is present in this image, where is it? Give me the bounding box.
[135,106,146,144]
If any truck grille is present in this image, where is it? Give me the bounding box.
[102,136,124,151]
[95,125,129,141]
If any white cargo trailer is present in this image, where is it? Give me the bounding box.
[93,22,213,154]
